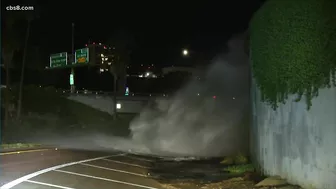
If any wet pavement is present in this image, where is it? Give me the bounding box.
[0,148,232,189]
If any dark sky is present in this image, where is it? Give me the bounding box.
[3,0,262,66]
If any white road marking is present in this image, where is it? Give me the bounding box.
[102,158,151,169]
[53,170,160,189]
[25,180,76,189]
[0,154,124,189]
[80,163,148,177]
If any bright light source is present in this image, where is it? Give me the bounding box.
[99,43,102,45]
[233,97,236,100]
[100,68,104,72]
[105,69,108,71]
[183,49,188,56]
[101,54,104,57]
[145,72,150,77]
[197,93,200,96]
[116,103,121,109]
[139,75,143,78]
[108,62,111,65]
[213,96,216,99]
[104,58,108,61]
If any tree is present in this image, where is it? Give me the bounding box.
[108,29,135,93]
[107,29,135,119]
[16,9,39,120]
[109,57,120,120]
[2,12,22,129]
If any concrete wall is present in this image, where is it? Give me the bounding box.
[251,77,336,189]
[67,94,151,114]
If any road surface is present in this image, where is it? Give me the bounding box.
[0,148,165,189]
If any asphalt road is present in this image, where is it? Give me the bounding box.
[0,148,165,189]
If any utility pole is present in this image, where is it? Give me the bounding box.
[71,23,75,93]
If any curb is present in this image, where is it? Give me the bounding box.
[0,145,56,154]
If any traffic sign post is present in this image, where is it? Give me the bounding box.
[69,73,74,85]
[75,48,89,64]
[49,52,67,68]
[70,67,75,93]
[48,47,90,93]
[125,87,129,96]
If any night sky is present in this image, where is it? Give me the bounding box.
[3,0,263,67]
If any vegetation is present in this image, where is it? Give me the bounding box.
[1,143,41,150]
[224,164,255,174]
[220,153,249,165]
[250,0,336,110]
[2,85,134,143]
[17,8,40,120]
[2,11,22,128]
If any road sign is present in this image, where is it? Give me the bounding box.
[75,48,89,64]
[50,52,67,68]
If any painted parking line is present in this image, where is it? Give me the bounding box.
[0,154,124,189]
[102,158,151,169]
[53,169,160,189]
[80,163,149,177]
[25,180,76,189]
[0,148,56,156]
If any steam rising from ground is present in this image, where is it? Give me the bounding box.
[95,34,250,157]
[34,34,250,158]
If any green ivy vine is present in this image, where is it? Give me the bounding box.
[250,0,336,110]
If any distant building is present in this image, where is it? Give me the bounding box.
[86,42,117,73]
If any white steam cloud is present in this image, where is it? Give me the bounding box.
[94,33,250,157]
[34,33,250,158]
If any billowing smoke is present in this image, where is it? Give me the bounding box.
[101,33,250,157]
[34,33,250,158]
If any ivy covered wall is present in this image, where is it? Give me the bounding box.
[250,0,336,188]
[250,0,336,110]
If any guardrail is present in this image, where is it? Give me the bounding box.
[58,89,170,97]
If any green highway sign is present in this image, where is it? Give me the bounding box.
[75,48,89,64]
[50,52,67,68]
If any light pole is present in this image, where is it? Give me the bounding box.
[71,23,75,93]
